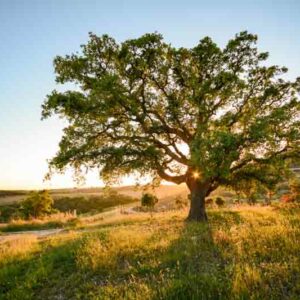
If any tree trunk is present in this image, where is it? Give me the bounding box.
[186,180,210,222]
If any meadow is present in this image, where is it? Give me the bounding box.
[0,185,188,206]
[0,203,299,299]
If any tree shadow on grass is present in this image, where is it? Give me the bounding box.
[89,212,243,299]
[0,236,84,300]
[79,211,242,299]
[2,208,299,300]
[208,209,244,228]
[0,211,241,300]
[148,220,234,300]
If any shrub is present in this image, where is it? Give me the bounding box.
[247,193,257,205]
[280,194,295,203]
[141,193,158,209]
[205,198,213,206]
[215,197,225,207]
[0,204,19,222]
[289,179,300,201]
[234,199,241,205]
[19,190,55,219]
[175,195,188,209]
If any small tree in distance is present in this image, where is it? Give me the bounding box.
[42,31,300,221]
[141,193,158,211]
[20,190,55,219]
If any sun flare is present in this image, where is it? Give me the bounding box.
[193,171,200,179]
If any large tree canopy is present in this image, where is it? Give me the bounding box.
[42,31,300,221]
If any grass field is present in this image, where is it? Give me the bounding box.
[0,185,188,206]
[0,204,299,299]
[0,185,237,225]
[0,185,189,224]
[0,212,80,233]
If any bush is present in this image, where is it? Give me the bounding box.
[205,198,213,206]
[215,197,225,207]
[175,195,188,209]
[247,193,258,205]
[19,190,56,219]
[141,193,158,209]
[0,204,19,222]
[280,194,295,203]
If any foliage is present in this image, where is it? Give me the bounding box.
[205,198,213,205]
[247,193,258,205]
[280,194,295,203]
[42,31,300,220]
[264,188,276,205]
[54,191,137,214]
[280,179,300,203]
[215,197,225,207]
[1,206,300,299]
[231,178,267,205]
[0,190,138,222]
[42,30,300,186]
[19,190,55,219]
[175,195,188,209]
[289,178,300,201]
[0,204,19,222]
[141,193,158,208]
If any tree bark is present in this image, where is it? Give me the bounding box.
[186,179,210,222]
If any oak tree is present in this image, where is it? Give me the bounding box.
[42,32,300,221]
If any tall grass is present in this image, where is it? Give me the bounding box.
[0,205,299,299]
[0,212,79,232]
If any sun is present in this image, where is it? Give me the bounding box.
[193,171,200,179]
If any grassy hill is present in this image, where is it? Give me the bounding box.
[0,185,189,223]
[0,204,299,299]
[0,185,188,206]
[0,185,238,224]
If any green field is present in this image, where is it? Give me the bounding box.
[1,204,299,299]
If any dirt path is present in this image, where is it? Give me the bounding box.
[0,204,137,243]
[0,228,65,243]
[0,200,153,244]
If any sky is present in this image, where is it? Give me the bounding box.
[0,0,300,190]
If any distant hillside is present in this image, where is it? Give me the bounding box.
[0,190,28,197]
[0,185,188,206]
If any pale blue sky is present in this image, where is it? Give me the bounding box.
[0,0,299,189]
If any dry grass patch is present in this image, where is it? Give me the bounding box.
[0,205,299,299]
